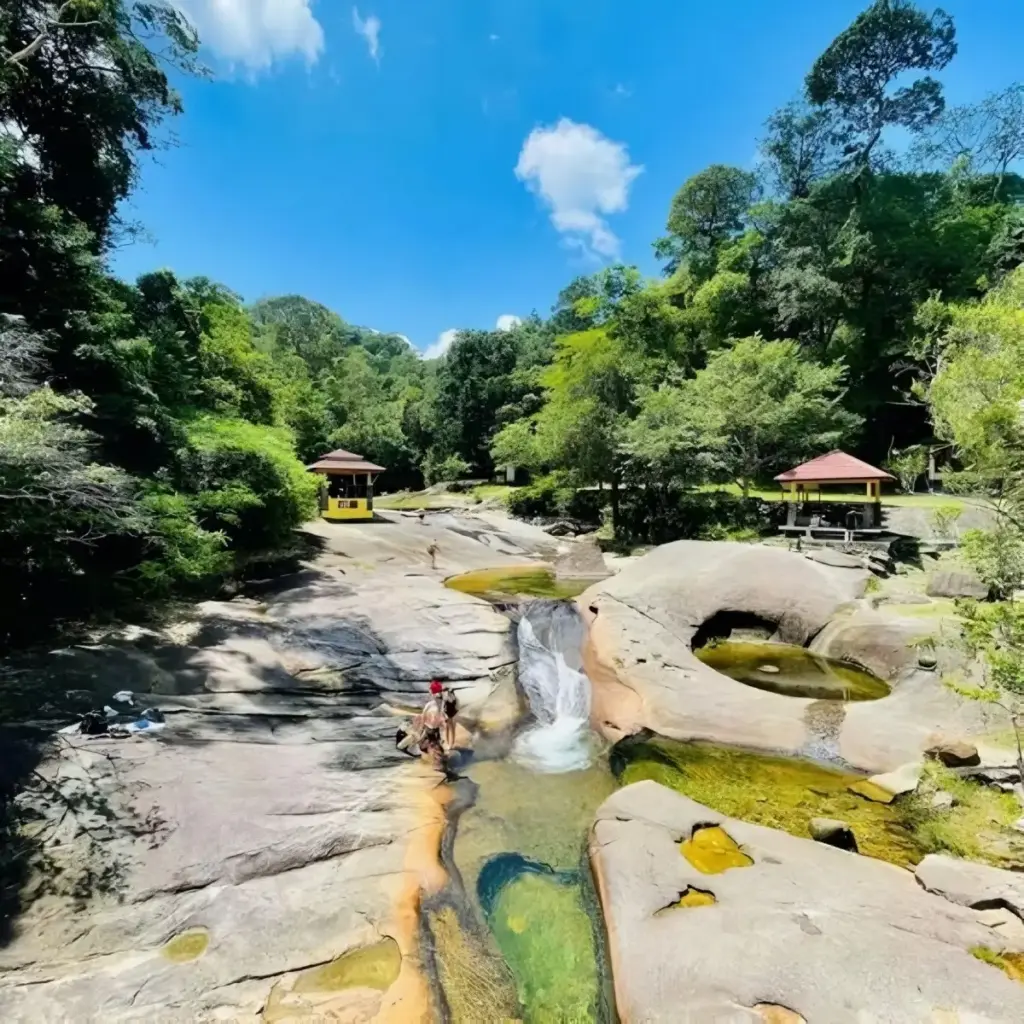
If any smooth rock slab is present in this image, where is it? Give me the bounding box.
[915,853,1024,921]
[590,781,1024,1024]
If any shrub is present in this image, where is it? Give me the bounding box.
[507,475,608,523]
[175,417,318,551]
[423,451,471,486]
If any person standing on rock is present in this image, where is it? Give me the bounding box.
[441,684,458,751]
[427,540,440,570]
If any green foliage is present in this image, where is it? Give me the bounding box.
[680,337,861,495]
[615,490,776,545]
[176,417,318,551]
[885,445,928,492]
[930,503,963,540]
[423,452,471,486]
[506,475,606,524]
[806,0,957,170]
[961,526,1024,599]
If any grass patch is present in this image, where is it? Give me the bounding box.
[905,763,1024,868]
[375,484,520,510]
[971,946,1024,983]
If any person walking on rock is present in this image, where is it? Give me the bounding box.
[427,540,439,570]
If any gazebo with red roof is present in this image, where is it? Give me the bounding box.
[774,450,894,537]
[308,448,385,522]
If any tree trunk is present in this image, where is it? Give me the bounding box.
[610,476,620,535]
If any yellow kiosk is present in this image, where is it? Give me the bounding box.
[309,449,384,522]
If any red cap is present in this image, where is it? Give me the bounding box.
[429,680,443,694]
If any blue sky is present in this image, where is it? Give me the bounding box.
[114,0,1024,357]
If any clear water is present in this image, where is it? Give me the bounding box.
[695,640,891,701]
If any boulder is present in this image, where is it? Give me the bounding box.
[926,570,989,600]
[553,535,609,580]
[590,781,1024,1024]
[809,817,858,852]
[926,741,981,768]
[915,854,1024,921]
[580,541,993,773]
[861,761,923,800]
[931,791,957,811]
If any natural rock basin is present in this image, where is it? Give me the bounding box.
[694,640,891,701]
[612,735,924,866]
[445,565,593,602]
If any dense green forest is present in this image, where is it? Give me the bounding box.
[2,0,1023,646]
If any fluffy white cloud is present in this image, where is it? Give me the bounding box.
[352,7,381,62]
[422,329,458,360]
[495,314,522,332]
[172,0,323,70]
[515,118,642,260]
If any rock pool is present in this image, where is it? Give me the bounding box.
[444,566,593,602]
[695,639,891,701]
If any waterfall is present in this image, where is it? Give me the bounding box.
[512,601,595,773]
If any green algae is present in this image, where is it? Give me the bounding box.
[161,928,209,963]
[445,757,617,1024]
[489,872,601,1023]
[680,825,754,874]
[444,566,593,603]
[695,640,890,701]
[292,938,401,994]
[614,737,924,867]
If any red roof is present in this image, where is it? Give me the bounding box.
[774,450,893,483]
[308,448,386,474]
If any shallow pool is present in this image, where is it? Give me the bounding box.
[695,640,891,701]
[444,566,593,602]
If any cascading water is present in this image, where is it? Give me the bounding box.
[512,600,595,773]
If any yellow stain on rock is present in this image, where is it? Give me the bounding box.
[161,928,210,963]
[292,937,402,994]
[680,825,754,874]
[506,915,528,934]
[676,886,717,908]
[848,779,897,804]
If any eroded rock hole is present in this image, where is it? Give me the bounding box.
[691,611,778,651]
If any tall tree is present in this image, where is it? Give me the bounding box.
[760,100,839,199]
[681,336,861,496]
[806,0,956,171]
[656,165,759,277]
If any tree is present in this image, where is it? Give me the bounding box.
[885,445,928,492]
[913,84,1024,199]
[681,336,861,496]
[760,100,839,199]
[806,0,957,170]
[657,165,759,277]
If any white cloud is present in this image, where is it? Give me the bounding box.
[495,314,522,332]
[423,329,458,360]
[395,334,412,346]
[352,7,381,63]
[613,83,632,98]
[514,118,642,260]
[172,0,323,70]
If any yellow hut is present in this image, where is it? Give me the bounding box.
[308,448,385,522]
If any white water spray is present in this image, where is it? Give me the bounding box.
[512,606,594,773]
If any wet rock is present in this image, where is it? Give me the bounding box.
[926,570,989,600]
[804,549,865,570]
[809,817,858,852]
[915,854,1024,921]
[926,741,981,768]
[917,651,937,670]
[590,782,1024,1023]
